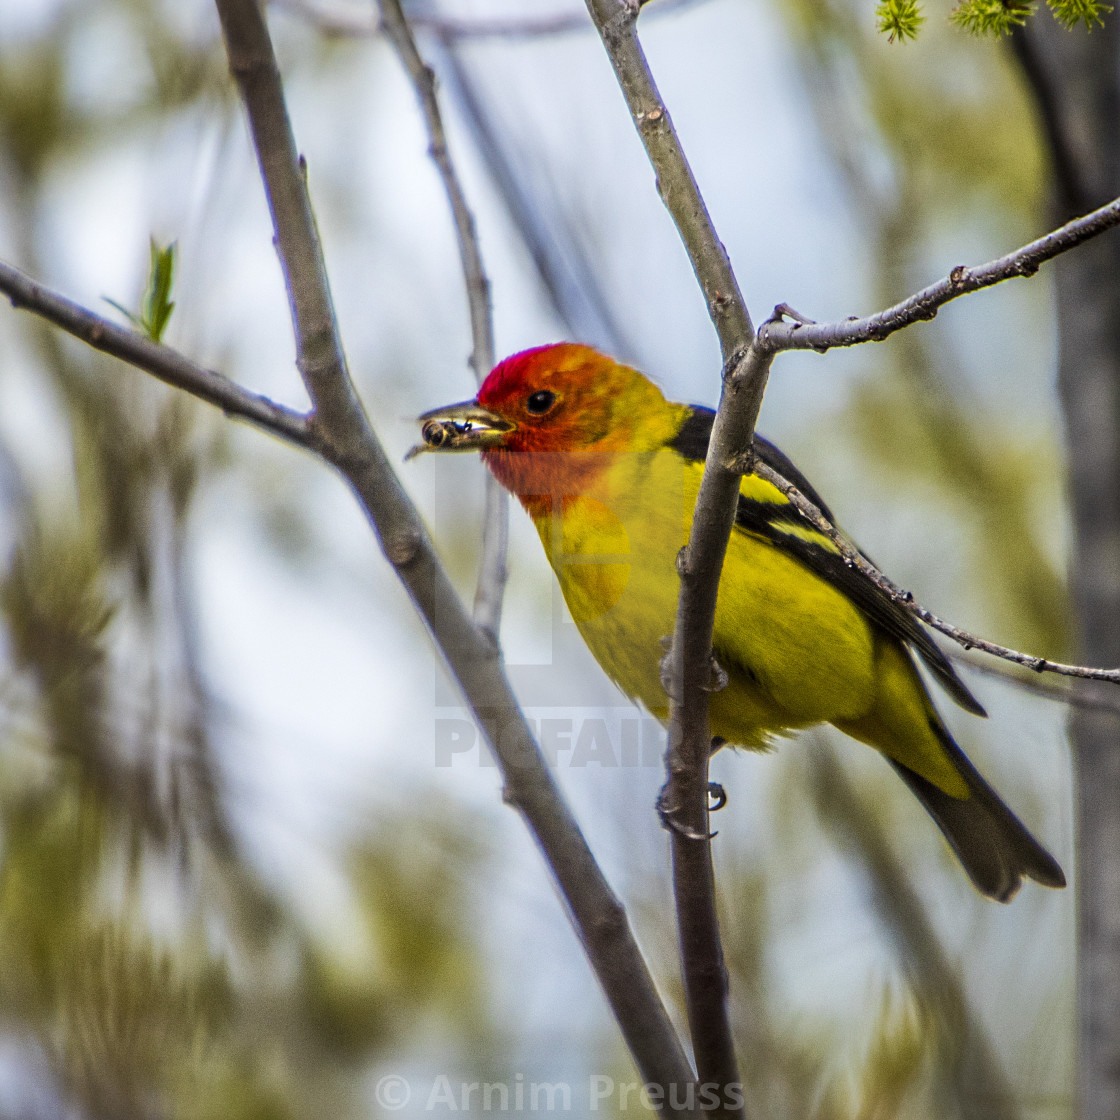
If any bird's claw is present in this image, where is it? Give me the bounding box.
[707,781,727,812]
[658,652,679,700]
[659,648,726,697]
[656,783,717,841]
[702,655,728,693]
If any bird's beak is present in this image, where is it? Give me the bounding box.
[405,399,514,460]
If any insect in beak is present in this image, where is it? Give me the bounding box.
[405,400,514,460]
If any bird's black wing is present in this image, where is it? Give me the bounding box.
[669,405,986,717]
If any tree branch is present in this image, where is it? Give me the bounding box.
[582,2,1120,1098]
[375,0,509,638]
[0,259,314,448]
[758,196,1120,354]
[1011,20,1120,1120]
[740,452,1120,686]
[210,0,699,1111]
[584,1,758,1112]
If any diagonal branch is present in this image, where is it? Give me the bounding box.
[0,259,314,447]
[758,196,1120,354]
[209,0,700,1112]
[740,452,1120,686]
[584,1,757,1113]
[375,0,509,638]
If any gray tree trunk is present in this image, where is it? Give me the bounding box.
[1013,15,1120,1120]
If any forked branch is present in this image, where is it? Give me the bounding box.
[582,2,1120,1111]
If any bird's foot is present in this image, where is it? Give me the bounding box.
[701,655,728,693]
[658,637,679,701]
[656,781,717,841]
[659,647,726,697]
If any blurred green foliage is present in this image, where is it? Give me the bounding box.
[0,5,498,1117]
[0,0,1074,1117]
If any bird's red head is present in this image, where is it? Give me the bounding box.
[477,343,645,455]
[415,343,681,503]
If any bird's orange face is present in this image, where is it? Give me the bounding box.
[414,343,666,499]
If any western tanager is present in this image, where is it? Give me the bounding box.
[415,343,1065,902]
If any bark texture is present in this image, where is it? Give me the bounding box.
[1014,15,1120,1120]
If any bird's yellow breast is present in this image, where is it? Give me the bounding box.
[531,448,880,749]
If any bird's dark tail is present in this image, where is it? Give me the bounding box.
[888,722,1066,902]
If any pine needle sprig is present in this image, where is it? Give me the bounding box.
[876,0,926,40]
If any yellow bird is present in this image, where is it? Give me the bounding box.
[417,343,1065,901]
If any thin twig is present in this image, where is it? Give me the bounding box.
[948,650,1120,718]
[790,15,1070,667]
[740,452,1120,686]
[473,477,509,636]
[584,1,755,1112]
[0,259,314,447]
[791,37,1089,700]
[376,0,509,637]
[211,0,699,1111]
[376,0,494,383]
[272,0,717,41]
[429,33,641,359]
[758,195,1120,354]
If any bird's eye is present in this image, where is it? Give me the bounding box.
[526,389,556,415]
